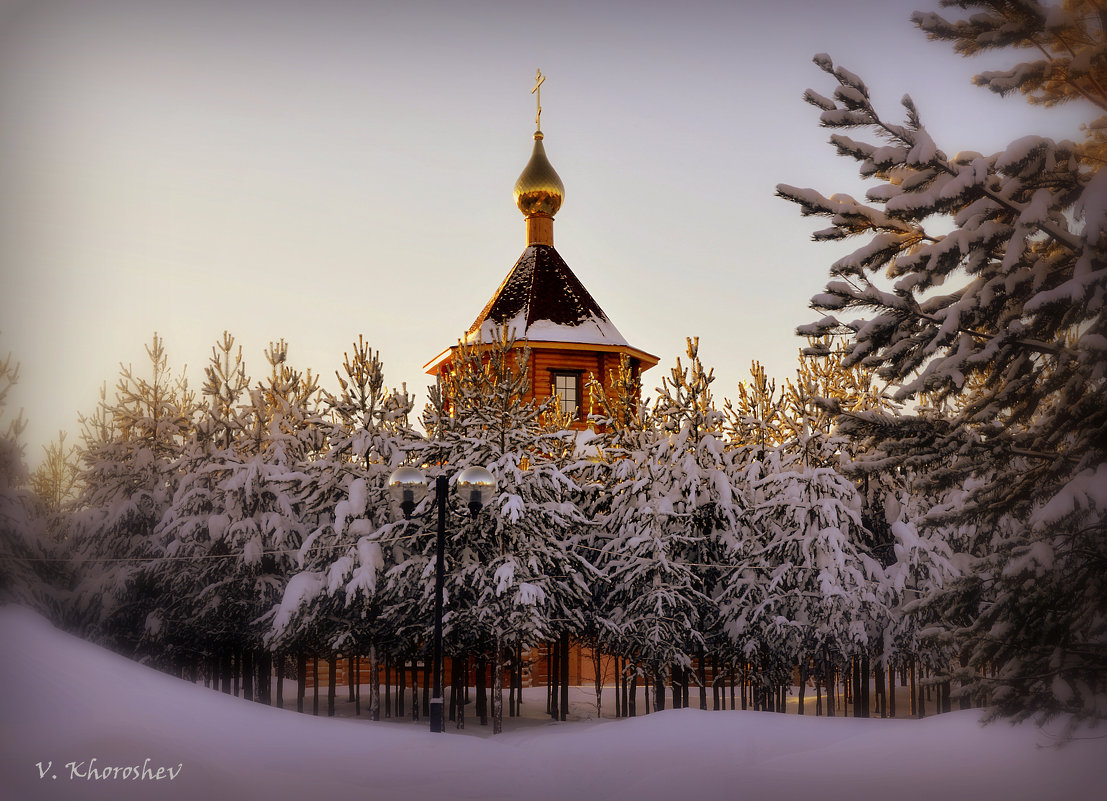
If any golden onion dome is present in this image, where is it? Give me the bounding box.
[513,131,564,217]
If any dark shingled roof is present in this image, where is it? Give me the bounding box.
[466,244,626,344]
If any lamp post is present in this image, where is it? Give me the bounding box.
[388,464,496,733]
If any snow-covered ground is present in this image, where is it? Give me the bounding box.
[1,606,1103,801]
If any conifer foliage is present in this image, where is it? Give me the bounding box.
[7,324,964,726]
[777,0,1106,728]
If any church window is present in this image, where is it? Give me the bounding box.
[552,372,580,418]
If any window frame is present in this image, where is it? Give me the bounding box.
[550,370,582,420]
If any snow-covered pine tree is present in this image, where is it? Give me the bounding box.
[0,352,67,618]
[69,334,196,657]
[569,353,652,717]
[601,339,743,710]
[148,332,251,678]
[30,432,80,521]
[157,338,320,695]
[724,360,788,455]
[776,2,1106,729]
[722,345,897,712]
[269,336,418,719]
[411,327,589,733]
[718,445,887,713]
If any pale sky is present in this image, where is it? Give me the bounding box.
[0,0,1091,465]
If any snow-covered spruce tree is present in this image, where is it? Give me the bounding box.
[717,445,888,714]
[776,2,1106,729]
[0,352,69,618]
[410,327,589,733]
[30,432,81,525]
[69,334,196,657]
[147,332,251,678]
[881,473,976,713]
[156,338,321,695]
[722,345,897,712]
[269,337,418,719]
[724,360,789,456]
[601,339,743,710]
[573,353,652,717]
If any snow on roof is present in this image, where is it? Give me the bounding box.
[465,244,629,347]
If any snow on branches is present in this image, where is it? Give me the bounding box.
[779,7,1106,730]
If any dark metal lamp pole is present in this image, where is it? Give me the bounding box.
[387,465,496,734]
[430,474,448,733]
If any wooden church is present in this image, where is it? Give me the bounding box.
[423,83,657,423]
[308,76,656,698]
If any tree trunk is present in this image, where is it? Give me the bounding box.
[851,657,860,717]
[875,658,885,718]
[508,648,517,718]
[398,654,406,718]
[448,656,457,723]
[456,652,466,730]
[629,672,637,717]
[261,649,273,705]
[712,656,720,711]
[515,645,524,716]
[614,656,622,719]
[958,652,972,710]
[888,662,896,718]
[825,655,835,717]
[242,649,254,702]
[549,640,558,720]
[910,659,918,718]
[655,670,665,711]
[560,631,570,722]
[370,646,380,721]
[328,654,337,717]
[275,652,284,709]
[624,654,633,721]
[312,656,320,716]
[477,652,488,725]
[593,645,604,719]
[355,656,361,716]
[348,654,356,702]
[422,650,430,719]
[698,647,707,710]
[798,659,807,715]
[861,653,870,718]
[221,649,232,694]
[385,655,393,718]
[296,652,306,713]
[410,656,419,721]
[492,636,504,735]
[233,650,240,698]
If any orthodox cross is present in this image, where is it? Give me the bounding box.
[531,68,545,129]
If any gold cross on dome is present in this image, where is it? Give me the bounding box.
[531,68,545,129]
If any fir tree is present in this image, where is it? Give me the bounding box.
[269,337,418,719]
[0,352,66,618]
[413,327,589,733]
[777,2,1106,729]
[69,334,196,656]
[601,339,743,706]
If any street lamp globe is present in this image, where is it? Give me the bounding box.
[387,466,428,518]
[456,465,496,515]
